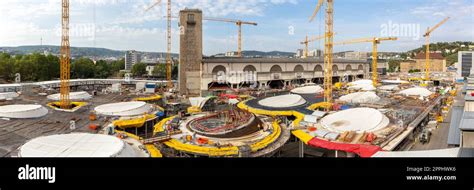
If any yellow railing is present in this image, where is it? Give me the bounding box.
[250,121,281,152]
[237,100,305,126]
[153,116,176,135]
[113,114,157,129]
[163,139,239,157]
[133,94,162,102]
[145,144,163,158]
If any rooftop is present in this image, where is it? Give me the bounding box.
[447,106,463,145]
[202,57,368,64]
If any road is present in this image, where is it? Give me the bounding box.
[410,86,462,151]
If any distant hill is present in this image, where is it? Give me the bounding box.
[406,41,474,66]
[0,45,178,59]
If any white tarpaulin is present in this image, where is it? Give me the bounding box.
[381,79,409,84]
[339,91,380,104]
[399,87,433,97]
[378,85,400,91]
[291,85,323,94]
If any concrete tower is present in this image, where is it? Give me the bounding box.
[179,9,203,96]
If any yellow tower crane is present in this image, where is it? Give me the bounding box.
[204,18,257,57]
[146,0,173,89]
[423,17,450,81]
[334,37,398,86]
[310,0,334,103]
[300,33,335,58]
[59,0,71,109]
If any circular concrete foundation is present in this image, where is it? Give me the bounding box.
[258,94,306,108]
[47,91,92,101]
[0,104,48,119]
[320,108,389,133]
[18,133,139,157]
[94,101,152,117]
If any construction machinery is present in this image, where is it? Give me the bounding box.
[146,0,173,89]
[59,0,71,109]
[334,37,398,86]
[300,33,335,58]
[204,18,257,57]
[310,0,334,103]
[423,17,450,81]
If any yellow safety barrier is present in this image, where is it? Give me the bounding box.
[113,114,157,129]
[187,106,202,114]
[157,105,165,112]
[133,94,162,102]
[47,101,88,109]
[250,121,281,152]
[157,104,288,156]
[114,130,163,157]
[307,102,332,110]
[153,116,176,135]
[164,139,239,157]
[145,144,163,158]
[292,130,313,144]
[237,101,305,126]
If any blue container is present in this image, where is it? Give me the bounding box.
[156,111,165,117]
[340,105,350,110]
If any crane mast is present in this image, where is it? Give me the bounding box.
[146,0,173,89]
[60,0,71,109]
[423,17,450,81]
[334,37,397,86]
[310,0,334,103]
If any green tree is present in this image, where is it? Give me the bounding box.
[151,64,166,78]
[110,58,125,77]
[388,59,401,72]
[131,63,147,77]
[0,53,15,81]
[45,54,60,79]
[72,57,95,78]
[94,60,111,78]
[446,53,458,66]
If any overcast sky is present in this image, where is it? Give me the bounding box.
[0,0,472,55]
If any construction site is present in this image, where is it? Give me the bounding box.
[0,0,468,158]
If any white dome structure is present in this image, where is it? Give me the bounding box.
[381,79,409,84]
[18,133,143,157]
[0,92,19,100]
[320,108,389,133]
[348,79,373,86]
[348,84,376,91]
[378,85,400,91]
[47,91,92,101]
[347,80,375,91]
[399,87,433,97]
[258,94,306,108]
[339,91,380,104]
[291,85,323,94]
[94,101,152,117]
[0,105,48,118]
